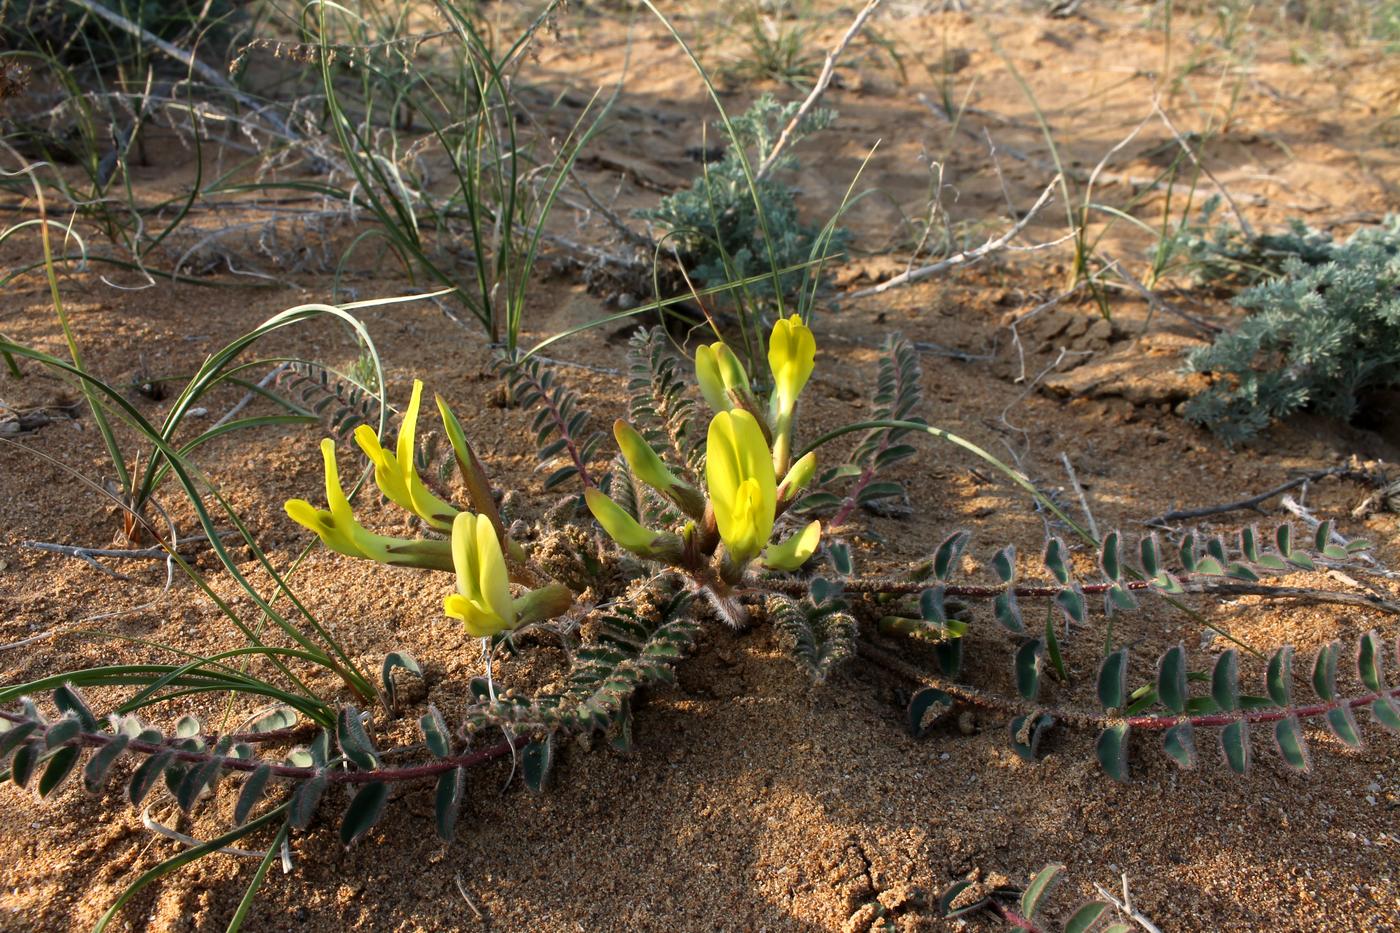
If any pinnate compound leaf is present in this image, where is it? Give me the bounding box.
[1008,713,1054,762]
[1267,646,1293,707]
[1162,721,1197,770]
[128,750,175,806]
[44,717,81,750]
[933,531,970,581]
[38,745,81,798]
[340,781,389,847]
[1043,537,1070,585]
[1065,902,1110,933]
[906,687,955,738]
[1325,706,1363,749]
[1211,650,1240,713]
[1358,631,1385,693]
[1054,586,1085,626]
[336,707,380,771]
[991,545,1016,584]
[420,705,452,759]
[289,773,328,830]
[1371,697,1400,733]
[994,589,1023,634]
[0,720,39,758]
[83,734,130,794]
[235,764,273,825]
[11,743,39,788]
[1139,534,1159,577]
[380,652,421,710]
[523,735,553,793]
[53,685,98,731]
[1100,530,1122,581]
[1015,640,1043,702]
[938,881,982,918]
[1313,641,1340,702]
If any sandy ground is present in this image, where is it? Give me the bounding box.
[2,3,1399,931]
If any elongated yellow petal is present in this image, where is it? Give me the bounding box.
[287,439,454,569]
[399,381,458,530]
[354,424,413,510]
[473,513,514,624]
[443,593,510,638]
[762,520,821,571]
[447,512,515,635]
[614,420,704,518]
[320,439,355,528]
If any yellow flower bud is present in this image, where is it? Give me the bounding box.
[766,315,816,475]
[777,450,817,503]
[613,420,704,518]
[584,488,683,562]
[695,341,752,414]
[767,314,816,417]
[705,410,776,566]
[762,520,822,571]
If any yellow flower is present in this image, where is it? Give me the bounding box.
[613,420,704,518]
[442,512,513,637]
[285,439,452,570]
[695,342,753,414]
[767,314,816,415]
[762,520,822,571]
[353,380,457,532]
[443,512,573,638]
[766,315,816,475]
[705,410,776,566]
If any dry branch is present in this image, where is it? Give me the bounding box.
[755,0,886,181]
[841,177,1062,300]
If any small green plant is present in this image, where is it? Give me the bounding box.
[1155,196,1336,288]
[637,94,848,306]
[299,0,607,351]
[723,0,822,89]
[1183,216,1400,442]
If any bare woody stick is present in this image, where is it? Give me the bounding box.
[841,177,1063,301]
[754,0,886,182]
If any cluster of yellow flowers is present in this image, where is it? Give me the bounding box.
[585,314,822,582]
[284,314,821,639]
[285,381,569,639]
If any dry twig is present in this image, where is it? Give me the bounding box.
[755,0,886,181]
[842,177,1063,301]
